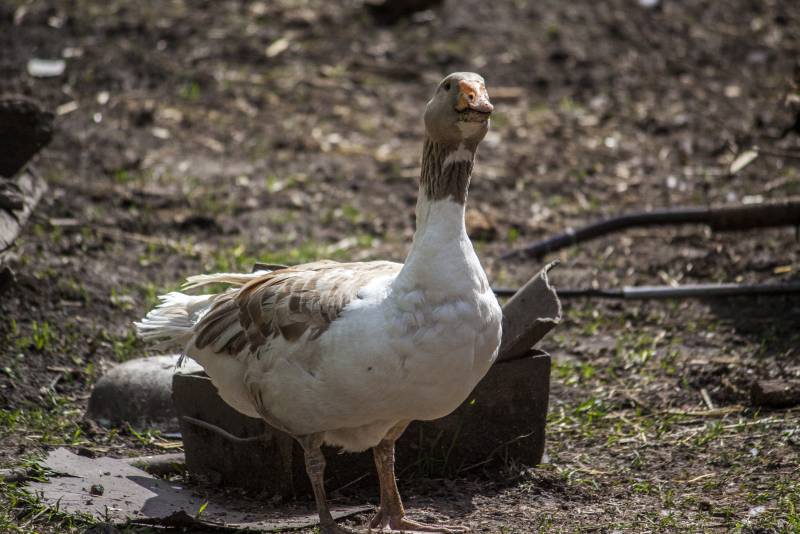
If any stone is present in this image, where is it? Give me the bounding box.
[87,355,202,432]
[26,448,368,531]
[751,379,800,409]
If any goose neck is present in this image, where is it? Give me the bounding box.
[418,137,476,206]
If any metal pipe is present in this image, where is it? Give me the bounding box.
[493,282,800,300]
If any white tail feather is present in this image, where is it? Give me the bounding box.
[136,269,273,349]
[134,292,214,347]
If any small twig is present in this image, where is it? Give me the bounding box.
[332,472,372,494]
[674,473,717,485]
[664,405,744,417]
[47,374,62,391]
[700,388,716,410]
[181,416,270,444]
[572,462,611,476]
[458,430,540,473]
[756,147,800,161]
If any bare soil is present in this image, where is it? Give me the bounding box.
[1,0,799,532]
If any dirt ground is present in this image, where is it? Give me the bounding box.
[1,0,799,532]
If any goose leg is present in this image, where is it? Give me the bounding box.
[299,434,354,534]
[369,425,468,533]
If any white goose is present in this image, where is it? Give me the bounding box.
[137,72,502,534]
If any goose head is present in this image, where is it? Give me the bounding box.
[424,72,493,147]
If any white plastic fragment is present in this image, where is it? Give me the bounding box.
[56,101,79,116]
[265,37,290,58]
[27,58,66,78]
[729,149,758,174]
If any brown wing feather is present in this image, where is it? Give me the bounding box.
[194,292,239,350]
[193,261,401,355]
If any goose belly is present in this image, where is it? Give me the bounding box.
[267,290,502,430]
[203,290,501,449]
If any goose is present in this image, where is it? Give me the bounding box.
[136,72,501,534]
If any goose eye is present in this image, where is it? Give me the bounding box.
[443,82,451,91]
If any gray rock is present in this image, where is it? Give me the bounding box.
[87,355,202,432]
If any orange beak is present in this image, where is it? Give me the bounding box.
[455,79,494,113]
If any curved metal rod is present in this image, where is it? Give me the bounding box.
[181,415,270,444]
[502,199,800,260]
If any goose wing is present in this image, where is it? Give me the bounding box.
[191,260,401,355]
